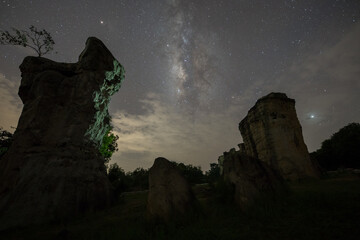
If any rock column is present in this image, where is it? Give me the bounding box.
[0,37,125,230]
[239,92,319,180]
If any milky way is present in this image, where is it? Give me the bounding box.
[0,0,359,171]
[162,0,222,110]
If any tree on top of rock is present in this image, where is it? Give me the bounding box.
[0,25,55,57]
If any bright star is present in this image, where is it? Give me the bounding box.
[100,20,104,24]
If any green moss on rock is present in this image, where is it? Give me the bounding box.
[85,60,125,146]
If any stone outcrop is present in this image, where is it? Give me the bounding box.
[239,92,319,180]
[222,149,286,208]
[147,157,196,222]
[0,37,124,230]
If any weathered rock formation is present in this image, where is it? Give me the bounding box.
[147,157,196,222]
[239,92,319,180]
[0,37,124,230]
[222,149,286,208]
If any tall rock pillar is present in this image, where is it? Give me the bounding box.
[239,93,319,180]
[0,37,125,230]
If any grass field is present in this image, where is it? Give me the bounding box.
[1,173,360,240]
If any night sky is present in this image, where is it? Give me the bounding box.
[0,0,359,171]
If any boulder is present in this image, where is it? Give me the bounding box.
[239,92,320,180]
[222,149,286,208]
[147,157,196,222]
[0,37,125,230]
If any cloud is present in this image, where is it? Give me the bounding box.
[262,24,360,151]
[0,74,22,131]
[110,93,242,171]
[109,24,360,171]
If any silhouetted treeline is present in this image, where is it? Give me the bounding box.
[310,122,360,170]
[108,164,149,194]
[108,161,221,194]
[171,161,205,184]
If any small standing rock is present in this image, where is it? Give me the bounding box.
[147,157,196,222]
[223,150,286,208]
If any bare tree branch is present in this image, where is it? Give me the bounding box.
[0,26,55,57]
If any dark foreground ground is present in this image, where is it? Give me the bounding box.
[1,172,360,240]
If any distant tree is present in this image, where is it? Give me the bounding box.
[108,163,128,195]
[0,25,55,57]
[311,123,360,170]
[0,127,13,158]
[107,161,207,193]
[100,128,119,165]
[128,167,149,191]
[205,163,220,183]
[204,163,234,204]
[107,165,149,192]
[173,162,205,185]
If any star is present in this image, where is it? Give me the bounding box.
[0,0,358,173]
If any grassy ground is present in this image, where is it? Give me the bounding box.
[1,173,359,240]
